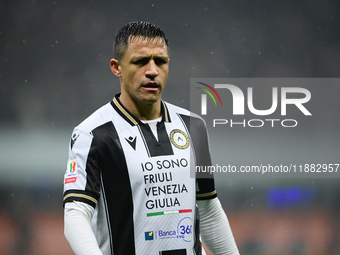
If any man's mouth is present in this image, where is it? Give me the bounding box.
[142,82,160,91]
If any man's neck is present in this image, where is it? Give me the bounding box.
[118,95,162,120]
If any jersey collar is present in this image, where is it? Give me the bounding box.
[111,94,171,126]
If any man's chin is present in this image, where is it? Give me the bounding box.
[139,92,162,104]
[140,97,161,105]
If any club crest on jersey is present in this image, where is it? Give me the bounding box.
[170,129,189,149]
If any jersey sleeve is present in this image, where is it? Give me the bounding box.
[63,128,101,209]
[188,114,217,201]
[196,178,217,200]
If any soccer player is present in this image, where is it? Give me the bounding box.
[63,21,239,255]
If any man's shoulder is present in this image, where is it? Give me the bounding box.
[164,101,202,119]
[74,102,114,133]
[164,101,206,125]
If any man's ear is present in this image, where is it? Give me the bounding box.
[110,59,121,77]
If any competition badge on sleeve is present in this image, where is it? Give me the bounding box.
[64,159,78,184]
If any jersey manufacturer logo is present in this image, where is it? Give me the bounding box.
[170,129,189,149]
[125,136,137,150]
[70,132,80,149]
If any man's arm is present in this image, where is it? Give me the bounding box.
[197,197,239,255]
[64,201,103,255]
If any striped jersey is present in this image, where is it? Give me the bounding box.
[63,94,217,255]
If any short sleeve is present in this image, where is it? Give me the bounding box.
[63,128,101,208]
[189,115,217,200]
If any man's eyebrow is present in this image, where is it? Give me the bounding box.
[131,55,151,62]
[130,55,169,62]
[153,56,169,61]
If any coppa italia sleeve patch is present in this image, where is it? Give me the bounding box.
[65,158,78,184]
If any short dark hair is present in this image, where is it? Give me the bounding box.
[113,21,169,62]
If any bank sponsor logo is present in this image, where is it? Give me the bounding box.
[177,217,192,242]
[145,231,154,241]
[146,216,193,242]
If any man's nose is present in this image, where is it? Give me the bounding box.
[145,60,158,78]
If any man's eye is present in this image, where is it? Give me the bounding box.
[133,59,147,65]
[155,58,167,65]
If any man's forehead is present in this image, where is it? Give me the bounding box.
[127,35,167,46]
[125,36,169,58]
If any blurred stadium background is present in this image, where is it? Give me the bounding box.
[1,0,340,254]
